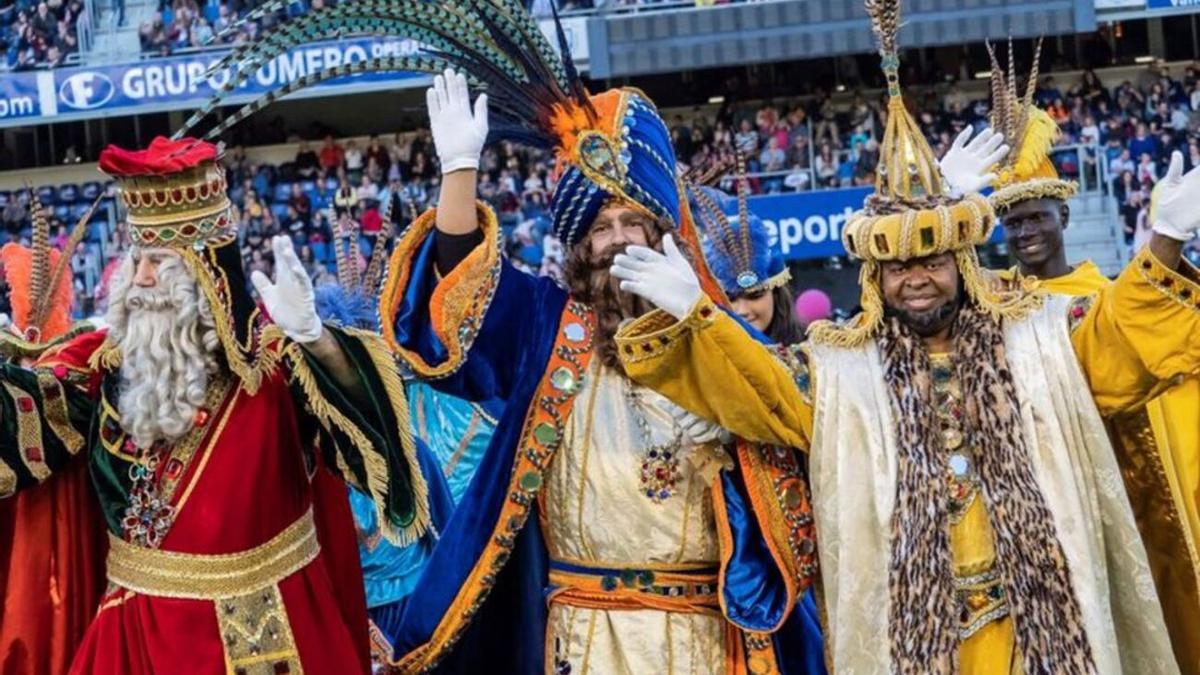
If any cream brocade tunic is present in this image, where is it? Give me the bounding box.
[542,363,727,675]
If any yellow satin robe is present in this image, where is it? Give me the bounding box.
[1009,259,1200,673]
[616,248,1200,673]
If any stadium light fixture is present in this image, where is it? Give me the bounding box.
[708,96,725,104]
[835,84,846,92]
[1134,55,1155,64]
[974,71,992,79]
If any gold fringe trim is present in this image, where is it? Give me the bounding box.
[990,178,1077,214]
[87,337,122,372]
[745,269,792,295]
[285,339,427,547]
[179,247,285,395]
[808,250,1044,348]
[345,326,431,547]
[807,259,885,348]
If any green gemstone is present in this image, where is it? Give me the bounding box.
[619,569,638,587]
[519,471,542,492]
[637,570,655,587]
[549,367,578,394]
[533,423,559,446]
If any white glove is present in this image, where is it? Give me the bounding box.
[1152,151,1200,242]
[251,235,324,344]
[664,401,731,446]
[610,234,702,320]
[426,67,488,175]
[938,126,1009,197]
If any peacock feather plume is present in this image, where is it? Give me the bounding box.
[175,0,593,159]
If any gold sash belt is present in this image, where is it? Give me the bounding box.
[106,508,319,600]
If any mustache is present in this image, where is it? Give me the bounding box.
[124,286,177,312]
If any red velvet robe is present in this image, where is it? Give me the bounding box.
[0,328,417,674]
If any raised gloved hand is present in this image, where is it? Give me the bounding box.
[251,235,323,344]
[1152,151,1200,241]
[663,401,731,447]
[610,234,702,320]
[426,67,489,175]
[938,126,1009,197]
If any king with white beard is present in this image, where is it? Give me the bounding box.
[0,137,430,675]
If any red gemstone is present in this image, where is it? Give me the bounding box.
[180,223,198,237]
[186,186,197,200]
[128,191,140,207]
[199,183,210,199]
[699,306,713,318]
[171,188,183,202]
[52,365,68,379]
[1071,306,1085,319]
[17,397,34,413]
[193,408,210,426]
[155,189,167,203]
[655,468,668,480]
[24,447,42,462]
[217,215,228,227]
[164,458,184,480]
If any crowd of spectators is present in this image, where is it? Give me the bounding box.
[3,0,83,69]
[665,60,1200,253]
[140,0,742,56]
[4,57,1200,317]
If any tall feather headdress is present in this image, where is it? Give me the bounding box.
[986,38,1077,213]
[173,0,726,302]
[689,155,789,296]
[807,0,1037,348]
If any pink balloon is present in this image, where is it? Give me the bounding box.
[794,289,832,324]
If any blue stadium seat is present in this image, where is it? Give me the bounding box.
[80,182,102,200]
[58,183,79,204]
[0,191,9,208]
[274,183,293,203]
[310,241,328,263]
[54,204,71,221]
[71,202,95,221]
[37,185,58,205]
[300,180,316,192]
[324,177,338,191]
[271,203,290,220]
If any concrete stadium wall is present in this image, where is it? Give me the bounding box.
[588,0,1097,78]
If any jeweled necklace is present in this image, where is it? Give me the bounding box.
[624,379,683,504]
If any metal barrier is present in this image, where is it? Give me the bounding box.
[735,141,1108,204]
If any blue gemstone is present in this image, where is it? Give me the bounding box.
[649,450,657,458]
[737,272,760,289]
[658,490,670,499]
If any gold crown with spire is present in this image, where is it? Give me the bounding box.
[986,38,1077,213]
[809,0,1039,347]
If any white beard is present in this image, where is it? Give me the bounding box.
[105,254,221,449]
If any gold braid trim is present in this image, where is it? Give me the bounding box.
[990,178,1078,214]
[808,259,885,348]
[178,247,286,395]
[36,370,85,454]
[3,381,49,482]
[285,340,426,547]
[0,322,95,360]
[808,249,1043,348]
[344,326,431,547]
[0,458,15,497]
[380,202,502,380]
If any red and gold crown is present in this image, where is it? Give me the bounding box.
[99,137,235,248]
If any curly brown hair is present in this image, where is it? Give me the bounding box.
[563,215,675,370]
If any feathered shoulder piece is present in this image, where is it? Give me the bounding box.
[0,191,101,359]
